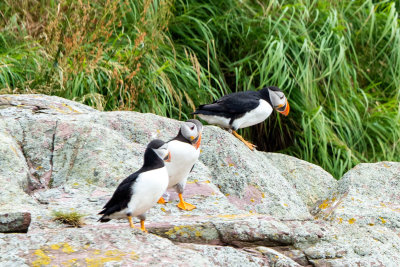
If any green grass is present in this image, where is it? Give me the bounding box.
[1,0,399,178]
[52,210,85,227]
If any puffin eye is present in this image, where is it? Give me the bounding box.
[190,126,195,130]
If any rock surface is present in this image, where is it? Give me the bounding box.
[0,212,31,233]
[1,94,400,266]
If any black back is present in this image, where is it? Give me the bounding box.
[194,87,276,118]
[98,139,166,221]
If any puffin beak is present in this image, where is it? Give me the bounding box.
[277,99,290,116]
[164,151,171,162]
[193,133,202,150]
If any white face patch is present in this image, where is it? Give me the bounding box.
[181,122,199,141]
[268,89,286,108]
[153,144,169,160]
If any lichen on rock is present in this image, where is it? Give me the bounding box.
[1,94,400,266]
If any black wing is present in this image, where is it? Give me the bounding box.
[98,172,139,220]
[194,91,261,115]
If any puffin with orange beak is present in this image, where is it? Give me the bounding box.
[158,119,203,211]
[193,86,289,150]
[98,139,171,232]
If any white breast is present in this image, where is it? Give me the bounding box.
[196,113,231,129]
[165,140,200,188]
[232,99,273,129]
[128,167,169,216]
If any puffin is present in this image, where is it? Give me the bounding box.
[158,119,203,211]
[193,86,289,150]
[98,139,171,232]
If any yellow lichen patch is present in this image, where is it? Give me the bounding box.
[225,193,230,196]
[250,198,255,203]
[84,249,129,267]
[383,163,390,168]
[205,180,210,183]
[319,199,330,209]
[36,166,43,170]
[261,193,265,198]
[62,103,80,113]
[85,256,120,267]
[216,214,239,219]
[49,105,67,114]
[331,197,336,202]
[228,163,235,167]
[104,250,126,257]
[160,207,166,212]
[62,243,76,254]
[368,223,375,226]
[380,203,387,207]
[283,203,288,207]
[130,251,139,260]
[380,217,387,224]
[338,217,343,224]
[32,249,51,267]
[348,218,356,224]
[62,258,78,267]
[50,244,61,250]
[165,225,203,239]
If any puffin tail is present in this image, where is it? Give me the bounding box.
[98,211,111,222]
[98,217,111,223]
[98,205,120,223]
[192,105,207,115]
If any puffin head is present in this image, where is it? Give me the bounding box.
[147,139,171,162]
[181,119,203,149]
[261,86,290,116]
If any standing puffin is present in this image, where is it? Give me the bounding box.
[193,86,289,150]
[158,119,203,211]
[98,139,171,232]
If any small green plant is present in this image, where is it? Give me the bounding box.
[52,210,85,227]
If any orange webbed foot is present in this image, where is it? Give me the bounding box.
[232,130,256,151]
[177,193,196,211]
[140,220,148,233]
[157,197,166,204]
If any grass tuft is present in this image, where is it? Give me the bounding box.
[52,210,85,227]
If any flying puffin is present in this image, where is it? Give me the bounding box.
[193,86,289,150]
[158,119,203,211]
[98,139,171,232]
